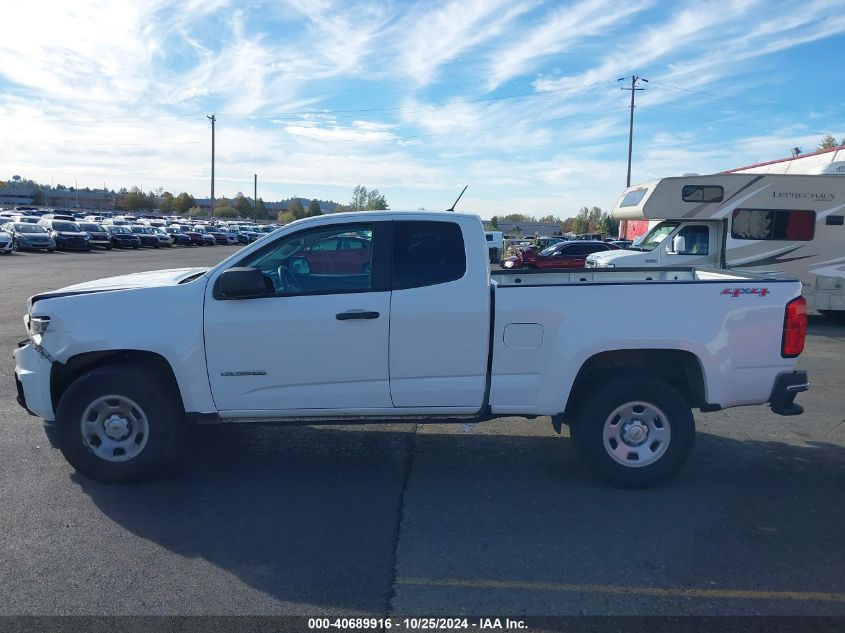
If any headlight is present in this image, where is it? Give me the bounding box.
[27,315,50,340]
[503,260,514,268]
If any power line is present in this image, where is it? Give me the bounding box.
[647,80,785,111]
[0,80,614,124]
[638,105,834,136]
[2,140,203,147]
[281,107,629,143]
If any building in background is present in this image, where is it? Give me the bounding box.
[496,221,563,238]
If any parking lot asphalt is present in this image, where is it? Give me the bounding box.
[0,246,844,616]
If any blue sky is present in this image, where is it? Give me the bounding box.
[1,0,844,218]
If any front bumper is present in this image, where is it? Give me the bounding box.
[57,237,90,250]
[13,342,55,421]
[769,370,809,416]
[18,238,54,250]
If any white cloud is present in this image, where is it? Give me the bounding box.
[284,120,398,143]
[486,0,651,90]
[391,0,538,87]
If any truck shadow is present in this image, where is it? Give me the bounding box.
[72,423,845,613]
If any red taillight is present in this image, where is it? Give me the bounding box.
[782,296,807,358]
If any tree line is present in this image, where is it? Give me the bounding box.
[276,185,389,223]
[489,207,620,237]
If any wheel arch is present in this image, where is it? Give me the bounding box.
[555,348,707,432]
[51,350,185,414]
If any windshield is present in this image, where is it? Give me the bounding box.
[52,221,81,232]
[633,221,680,252]
[131,227,149,234]
[15,223,47,233]
[109,226,131,234]
[79,223,103,231]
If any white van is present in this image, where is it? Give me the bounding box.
[586,170,845,313]
[485,230,504,263]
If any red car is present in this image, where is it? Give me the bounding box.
[175,225,205,246]
[304,234,372,274]
[502,240,619,269]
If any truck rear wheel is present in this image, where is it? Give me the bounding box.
[570,375,694,488]
[55,364,186,483]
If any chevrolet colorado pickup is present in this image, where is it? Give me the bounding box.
[14,211,809,487]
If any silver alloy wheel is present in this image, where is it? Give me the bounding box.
[602,401,671,468]
[79,395,150,463]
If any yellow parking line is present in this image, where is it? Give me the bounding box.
[397,577,845,603]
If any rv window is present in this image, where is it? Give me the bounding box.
[826,215,844,226]
[731,209,815,241]
[673,225,710,255]
[682,185,723,203]
[637,221,680,252]
[620,188,648,207]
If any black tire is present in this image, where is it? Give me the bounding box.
[133,245,139,250]
[47,248,55,253]
[107,245,113,251]
[55,364,186,483]
[154,241,160,249]
[570,375,695,488]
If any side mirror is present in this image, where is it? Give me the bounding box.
[289,256,311,275]
[668,234,686,255]
[218,267,270,299]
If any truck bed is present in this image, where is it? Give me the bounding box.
[489,266,802,416]
[491,267,760,286]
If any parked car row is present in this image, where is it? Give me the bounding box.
[0,212,281,255]
[501,239,621,269]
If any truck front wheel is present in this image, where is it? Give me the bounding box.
[55,365,186,483]
[570,376,694,488]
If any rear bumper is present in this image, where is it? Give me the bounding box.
[13,342,55,421]
[769,370,809,416]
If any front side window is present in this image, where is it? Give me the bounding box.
[393,221,465,290]
[731,209,815,241]
[672,225,710,255]
[580,243,609,255]
[237,223,376,295]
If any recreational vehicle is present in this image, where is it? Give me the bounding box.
[586,170,845,313]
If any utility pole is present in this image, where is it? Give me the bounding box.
[618,75,647,238]
[253,173,257,223]
[207,114,216,217]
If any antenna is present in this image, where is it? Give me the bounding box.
[447,185,468,211]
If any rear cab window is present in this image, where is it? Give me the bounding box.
[392,221,466,290]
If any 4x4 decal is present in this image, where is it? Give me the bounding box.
[721,287,770,297]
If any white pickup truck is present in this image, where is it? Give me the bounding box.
[14,211,809,487]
